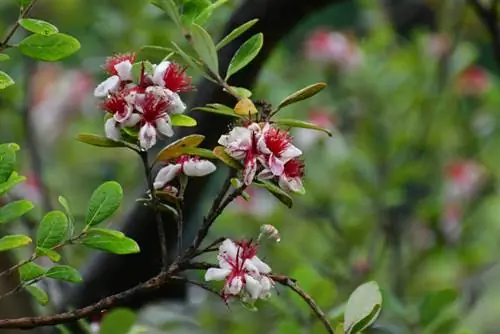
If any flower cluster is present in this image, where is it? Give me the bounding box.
[218,122,305,193]
[93,53,193,150]
[205,239,274,301]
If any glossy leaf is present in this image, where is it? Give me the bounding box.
[76,133,132,149]
[19,18,58,36]
[216,19,259,50]
[0,71,15,89]
[19,262,46,281]
[36,247,61,262]
[181,0,211,26]
[81,229,140,254]
[228,86,252,98]
[213,146,243,170]
[193,104,241,118]
[0,172,26,196]
[36,211,69,248]
[274,118,332,136]
[190,23,219,75]
[275,82,327,111]
[25,285,49,305]
[0,143,17,183]
[46,265,83,283]
[254,180,293,208]
[155,134,205,162]
[0,200,34,224]
[85,227,125,238]
[226,33,263,79]
[19,33,80,61]
[0,235,32,252]
[85,181,123,226]
[99,308,137,334]
[171,41,217,82]
[58,196,74,237]
[344,281,382,334]
[170,114,197,127]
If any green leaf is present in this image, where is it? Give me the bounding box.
[25,285,49,305]
[151,0,182,28]
[0,172,26,196]
[0,200,34,224]
[139,45,174,61]
[0,143,17,183]
[170,114,197,127]
[76,133,132,149]
[0,71,15,89]
[155,134,205,162]
[344,281,382,334]
[18,18,58,36]
[180,147,217,159]
[81,229,140,255]
[19,262,46,281]
[85,227,125,238]
[0,235,32,252]
[36,247,61,262]
[19,33,80,61]
[275,83,327,111]
[99,308,137,334]
[216,19,259,50]
[227,86,252,98]
[85,181,123,226]
[225,33,263,80]
[274,118,332,137]
[170,41,217,83]
[419,289,458,327]
[58,196,74,237]
[36,211,69,248]
[46,265,83,283]
[190,23,219,75]
[192,0,228,25]
[193,103,241,118]
[254,180,293,208]
[0,54,10,61]
[181,0,211,26]
[213,146,243,170]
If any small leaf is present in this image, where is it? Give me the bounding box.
[139,45,174,61]
[19,262,46,281]
[0,172,26,196]
[170,114,197,127]
[0,235,32,252]
[81,230,140,255]
[36,247,61,262]
[190,23,219,75]
[192,0,228,25]
[0,200,34,224]
[274,118,332,137]
[36,211,69,248]
[19,33,80,61]
[276,83,327,111]
[58,196,74,237]
[419,289,458,327]
[46,265,83,283]
[25,285,49,305]
[227,86,252,98]
[85,181,123,226]
[226,33,263,79]
[99,308,137,334]
[181,0,211,26]
[344,281,382,334]
[171,41,217,83]
[180,147,217,159]
[0,71,15,89]
[86,227,125,238]
[234,98,258,116]
[213,146,242,170]
[0,143,17,183]
[216,19,259,50]
[0,54,10,61]
[18,18,58,36]
[151,0,182,27]
[76,133,131,149]
[193,104,241,118]
[155,134,205,162]
[254,180,293,208]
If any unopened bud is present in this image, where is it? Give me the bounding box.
[259,224,281,242]
[234,98,258,116]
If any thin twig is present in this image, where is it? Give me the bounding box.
[175,200,184,255]
[193,236,225,257]
[0,0,41,52]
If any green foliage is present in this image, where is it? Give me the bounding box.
[193,103,242,117]
[36,247,62,262]
[99,308,137,334]
[46,265,83,283]
[0,54,10,61]
[216,19,259,50]
[190,23,219,75]
[254,180,293,207]
[155,134,205,161]
[85,181,123,226]
[81,228,140,254]
[18,18,59,36]
[0,200,34,224]
[225,33,263,80]
[344,282,382,333]
[76,133,132,149]
[25,285,49,305]
[0,173,26,196]
[18,33,80,61]
[19,262,46,281]
[212,146,242,170]
[170,114,197,127]
[0,71,15,89]
[0,235,32,252]
[36,211,69,248]
[274,82,327,112]
[419,289,458,328]
[0,143,18,183]
[274,118,332,136]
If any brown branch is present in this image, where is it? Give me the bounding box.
[0,0,41,52]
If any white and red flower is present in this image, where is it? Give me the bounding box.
[153,155,216,190]
[94,53,136,97]
[279,158,305,194]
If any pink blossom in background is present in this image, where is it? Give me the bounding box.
[426,33,451,58]
[456,66,491,96]
[294,107,336,149]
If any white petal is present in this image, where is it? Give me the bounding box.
[244,274,262,299]
[123,113,141,127]
[113,105,133,123]
[257,136,271,155]
[281,144,302,162]
[257,168,274,180]
[243,157,257,185]
[183,160,216,177]
[114,60,133,81]
[204,267,231,281]
[268,155,285,176]
[152,61,170,86]
[153,164,182,189]
[250,256,271,274]
[94,76,120,97]
[165,90,186,114]
[104,118,121,141]
[259,276,274,299]
[219,239,238,259]
[139,123,157,150]
[218,255,232,269]
[218,127,251,147]
[279,175,304,194]
[226,276,243,295]
[155,117,174,137]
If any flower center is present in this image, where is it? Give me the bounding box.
[284,159,305,178]
[139,92,169,124]
[104,53,136,76]
[163,63,193,93]
[264,127,291,156]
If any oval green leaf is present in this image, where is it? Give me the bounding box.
[36,211,68,248]
[76,133,131,149]
[216,19,259,50]
[274,118,332,137]
[181,0,212,26]
[19,33,80,61]
[193,105,241,118]
[25,285,49,305]
[170,114,197,127]
[254,180,293,208]
[99,308,137,334]
[0,172,26,196]
[0,143,17,183]
[19,18,58,36]
[36,247,61,262]
[344,281,382,334]
[276,82,327,111]
[86,227,125,238]
[226,33,263,80]
[19,262,46,281]
[190,23,219,75]
[213,146,242,170]
[0,200,34,224]
[171,41,217,83]
[46,265,83,283]
[0,71,14,89]
[0,234,32,252]
[85,181,123,226]
[81,230,140,255]
[155,134,205,162]
[151,0,182,27]
[228,86,252,98]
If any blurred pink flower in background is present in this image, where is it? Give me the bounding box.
[10,172,43,206]
[294,107,336,149]
[426,33,451,58]
[456,65,491,96]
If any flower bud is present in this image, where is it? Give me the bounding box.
[259,224,281,242]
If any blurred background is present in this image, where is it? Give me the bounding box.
[2,0,500,333]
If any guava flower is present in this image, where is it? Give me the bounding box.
[278,158,305,194]
[94,53,136,97]
[153,155,216,190]
[445,160,483,200]
[152,61,193,93]
[100,91,140,125]
[205,239,273,301]
[257,124,302,177]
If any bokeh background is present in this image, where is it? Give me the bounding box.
[2,0,500,333]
